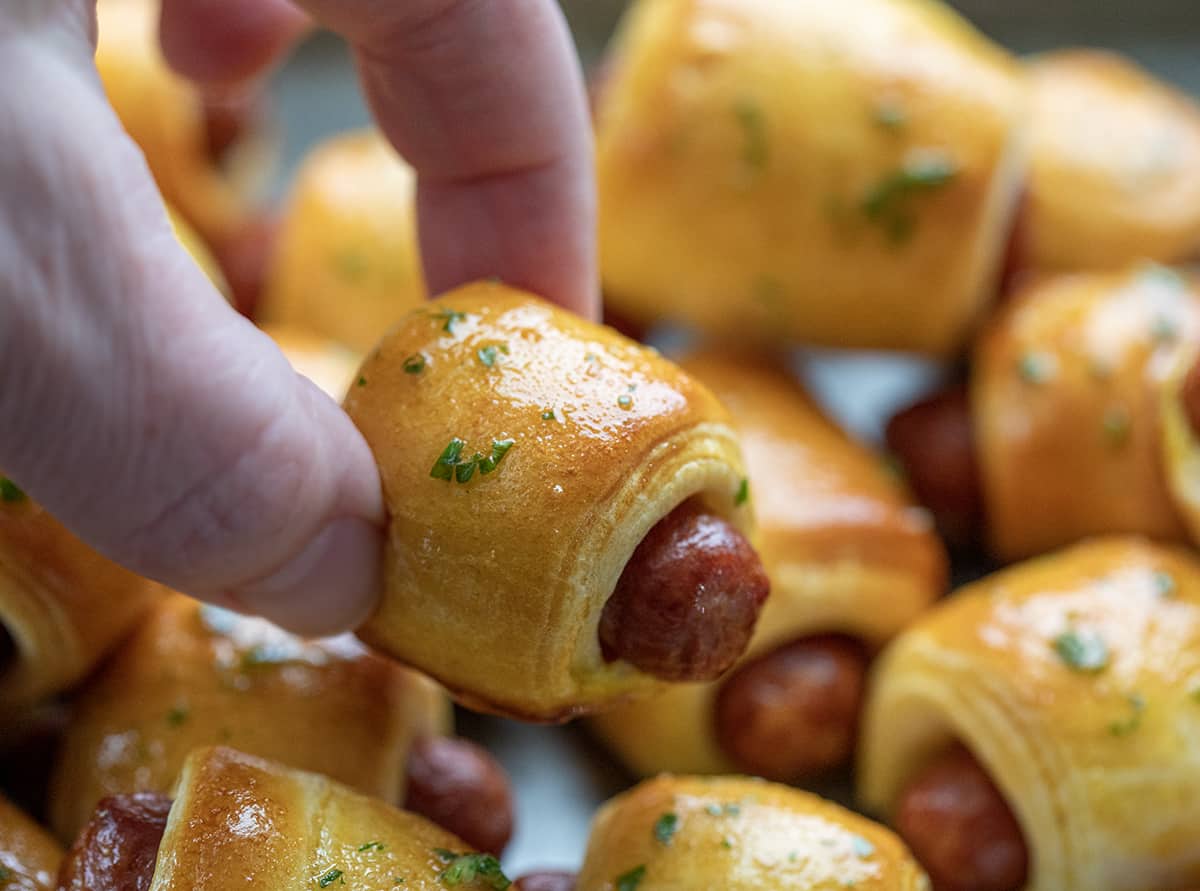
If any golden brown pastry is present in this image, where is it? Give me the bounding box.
[860,536,1200,891]
[264,325,363,401]
[259,130,426,351]
[1161,340,1200,545]
[344,282,765,721]
[0,795,61,891]
[95,0,270,249]
[888,265,1200,561]
[1023,50,1200,274]
[575,775,929,891]
[60,746,514,891]
[0,479,159,709]
[48,594,449,843]
[589,351,946,777]
[595,0,1027,354]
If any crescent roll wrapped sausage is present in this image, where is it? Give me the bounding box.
[344,282,767,721]
[888,265,1200,561]
[259,130,426,351]
[589,352,946,779]
[860,537,1200,891]
[95,0,270,252]
[0,796,61,891]
[60,746,515,891]
[1022,50,1200,274]
[0,480,159,709]
[47,595,511,846]
[595,0,1027,354]
[575,775,929,891]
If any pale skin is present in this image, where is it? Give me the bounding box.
[0,0,597,634]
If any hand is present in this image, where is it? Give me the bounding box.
[0,0,596,634]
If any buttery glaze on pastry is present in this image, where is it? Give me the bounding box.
[264,325,363,401]
[589,352,946,777]
[859,537,1200,891]
[95,0,268,249]
[259,130,426,352]
[1023,50,1200,273]
[0,795,61,891]
[48,594,449,843]
[344,282,757,721]
[575,775,929,891]
[596,0,1027,354]
[62,747,514,891]
[0,480,159,709]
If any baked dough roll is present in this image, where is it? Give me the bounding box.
[589,352,946,778]
[575,775,929,891]
[60,746,515,891]
[95,0,271,255]
[260,130,426,352]
[1161,341,1200,545]
[887,265,1200,561]
[344,282,766,721]
[0,479,159,709]
[595,0,1027,355]
[860,536,1200,891]
[0,795,62,891]
[48,594,453,842]
[264,325,363,401]
[1023,50,1200,274]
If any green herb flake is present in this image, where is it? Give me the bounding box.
[734,478,751,507]
[720,837,733,850]
[1109,693,1146,737]
[653,812,679,845]
[357,376,368,388]
[437,852,511,889]
[1153,570,1177,598]
[432,309,468,334]
[616,865,646,891]
[851,835,875,859]
[1053,629,1110,674]
[1017,351,1058,385]
[166,705,189,728]
[1102,406,1131,448]
[394,879,406,886]
[734,99,769,171]
[403,354,427,375]
[617,394,634,409]
[358,841,386,852]
[477,344,510,368]
[0,478,25,504]
[318,868,344,887]
[861,152,957,243]
[0,866,12,883]
[430,438,467,481]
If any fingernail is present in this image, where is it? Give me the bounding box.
[231,516,384,636]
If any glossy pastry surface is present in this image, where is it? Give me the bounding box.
[0,795,61,891]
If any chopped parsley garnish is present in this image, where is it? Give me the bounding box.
[1109,693,1146,737]
[617,394,633,409]
[734,99,768,171]
[653,812,679,845]
[720,837,733,849]
[0,866,12,883]
[1153,570,1177,598]
[735,478,750,507]
[166,705,189,727]
[477,344,509,368]
[435,852,511,889]
[430,438,515,484]
[541,410,557,421]
[318,868,344,887]
[1053,629,1110,674]
[1017,350,1057,385]
[0,478,25,504]
[861,152,957,243]
[1102,406,1131,448]
[403,354,427,375]
[357,376,368,387]
[358,841,385,852]
[851,835,875,859]
[432,309,468,334]
[616,865,646,891]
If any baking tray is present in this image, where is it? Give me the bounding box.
[264,3,1200,875]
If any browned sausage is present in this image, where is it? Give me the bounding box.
[713,635,867,781]
[58,793,170,891]
[515,871,577,891]
[599,501,770,682]
[213,212,279,319]
[893,745,1028,891]
[1182,354,1200,440]
[403,736,515,857]
[885,386,982,549]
